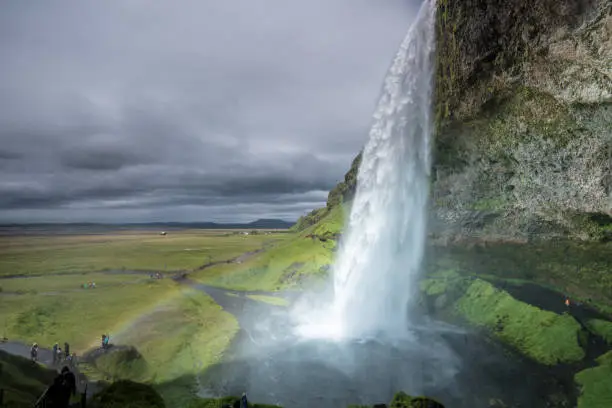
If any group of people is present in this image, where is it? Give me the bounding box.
[149,272,163,280]
[53,342,76,366]
[82,282,96,289]
[29,342,76,367]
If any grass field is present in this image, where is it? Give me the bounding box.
[0,277,184,352]
[0,230,290,277]
[107,288,239,383]
[192,206,345,291]
[0,229,275,406]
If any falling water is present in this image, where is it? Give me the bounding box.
[296,0,437,340]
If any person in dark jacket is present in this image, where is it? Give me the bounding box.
[30,343,39,362]
[52,342,59,364]
[61,366,77,398]
[240,392,248,408]
[45,374,68,408]
[64,342,70,360]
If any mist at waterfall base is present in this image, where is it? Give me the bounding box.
[196,1,559,407]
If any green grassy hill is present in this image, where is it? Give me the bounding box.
[193,204,347,291]
[0,349,55,407]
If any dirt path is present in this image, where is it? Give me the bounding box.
[0,244,273,281]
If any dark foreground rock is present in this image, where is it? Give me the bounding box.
[91,380,165,408]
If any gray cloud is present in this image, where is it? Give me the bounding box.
[0,0,419,223]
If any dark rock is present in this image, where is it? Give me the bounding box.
[91,380,165,408]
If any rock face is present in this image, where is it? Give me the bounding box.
[301,0,610,242]
[432,0,612,242]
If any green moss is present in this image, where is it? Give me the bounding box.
[291,207,328,232]
[431,242,612,317]
[93,347,148,382]
[390,391,445,407]
[471,197,507,211]
[309,204,346,241]
[454,279,584,365]
[292,152,360,233]
[420,269,463,296]
[198,205,347,291]
[585,319,612,344]
[575,351,612,408]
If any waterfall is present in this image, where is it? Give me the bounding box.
[295,0,437,340]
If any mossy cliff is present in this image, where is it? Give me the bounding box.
[299,0,611,242]
[292,153,361,232]
[432,0,612,242]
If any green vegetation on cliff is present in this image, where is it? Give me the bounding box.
[454,279,584,364]
[432,0,611,241]
[292,153,360,232]
[0,349,56,407]
[585,319,612,344]
[91,347,149,382]
[575,351,612,408]
[429,241,612,316]
[195,205,346,291]
[420,272,586,365]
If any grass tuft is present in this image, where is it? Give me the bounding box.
[585,319,612,344]
[575,351,612,408]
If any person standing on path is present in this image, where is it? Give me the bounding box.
[52,342,59,364]
[30,343,39,362]
[64,342,70,361]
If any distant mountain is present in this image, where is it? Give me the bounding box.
[245,219,294,229]
[0,219,295,235]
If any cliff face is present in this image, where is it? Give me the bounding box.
[432,0,612,242]
[298,0,611,242]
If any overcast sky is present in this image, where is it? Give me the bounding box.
[0,0,419,223]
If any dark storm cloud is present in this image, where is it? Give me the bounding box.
[0,150,22,160]
[0,0,419,223]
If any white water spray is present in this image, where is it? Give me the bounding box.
[296,0,437,340]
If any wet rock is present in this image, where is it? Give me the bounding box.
[434,293,449,310]
[390,392,445,408]
[431,0,611,242]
